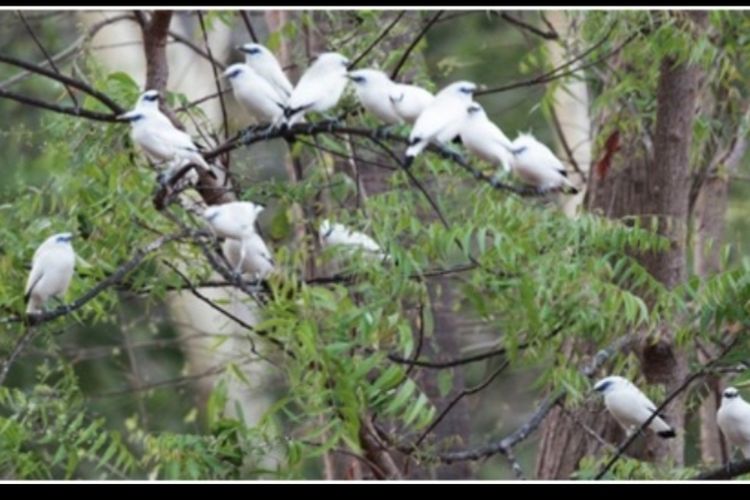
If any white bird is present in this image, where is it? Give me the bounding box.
[24,233,76,315]
[203,201,265,241]
[285,52,350,126]
[717,386,750,458]
[119,90,212,184]
[510,132,579,194]
[389,83,434,125]
[593,375,676,439]
[223,233,275,280]
[319,219,387,261]
[239,43,294,99]
[459,102,515,173]
[405,81,476,167]
[347,69,403,125]
[223,63,286,123]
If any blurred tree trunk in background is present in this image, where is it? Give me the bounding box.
[537,11,708,477]
[546,11,591,217]
[693,133,747,465]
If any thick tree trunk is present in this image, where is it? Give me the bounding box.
[536,11,707,477]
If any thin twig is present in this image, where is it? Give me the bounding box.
[348,10,407,69]
[390,10,444,80]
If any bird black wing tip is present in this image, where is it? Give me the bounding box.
[657,429,676,439]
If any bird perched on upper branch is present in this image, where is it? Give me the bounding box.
[285,52,350,127]
[119,90,213,185]
[404,80,476,167]
[238,42,294,99]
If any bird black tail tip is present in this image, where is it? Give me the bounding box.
[657,429,676,439]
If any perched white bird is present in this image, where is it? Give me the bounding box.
[223,233,275,280]
[119,90,211,184]
[285,52,350,126]
[223,63,286,123]
[510,132,578,194]
[389,83,435,125]
[717,387,750,458]
[460,103,515,173]
[239,43,294,99]
[405,81,476,167]
[319,219,387,261]
[24,233,76,315]
[203,201,265,241]
[347,69,403,125]
[593,376,676,439]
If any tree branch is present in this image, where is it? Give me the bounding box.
[692,458,750,480]
[390,10,444,80]
[348,11,407,70]
[500,12,558,40]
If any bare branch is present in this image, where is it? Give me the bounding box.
[17,10,79,107]
[500,12,558,40]
[197,11,229,144]
[390,10,444,80]
[692,458,750,480]
[0,53,124,113]
[238,11,259,43]
[348,11,407,69]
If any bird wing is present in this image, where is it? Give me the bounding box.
[24,265,44,302]
[267,63,294,97]
[410,98,460,142]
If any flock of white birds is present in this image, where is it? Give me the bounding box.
[21,41,749,464]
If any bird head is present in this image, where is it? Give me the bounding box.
[223,63,247,80]
[593,376,628,394]
[466,103,486,118]
[314,52,350,71]
[723,387,740,400]
[137,89,161,108]
[203,206,221,222]
[346,68,388,86]
[438,81,477,100]
[238,43,265,57]
[51,232,74,245]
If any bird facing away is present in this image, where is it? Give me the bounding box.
[389,82,435,125]
[717,386,750,458]
[25,233,76,315]
[459,102,515,173]
[285,52,350,126]
[405,80,477,167]
[510,132,579,194]
[223,233,275,280]
[203,201,266,241]
[223,63,287,123]
[239,43,294,98]
[319,219,387,261]
[347,68,404,125]
[119,90,211,184]
[593,375,676,439]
